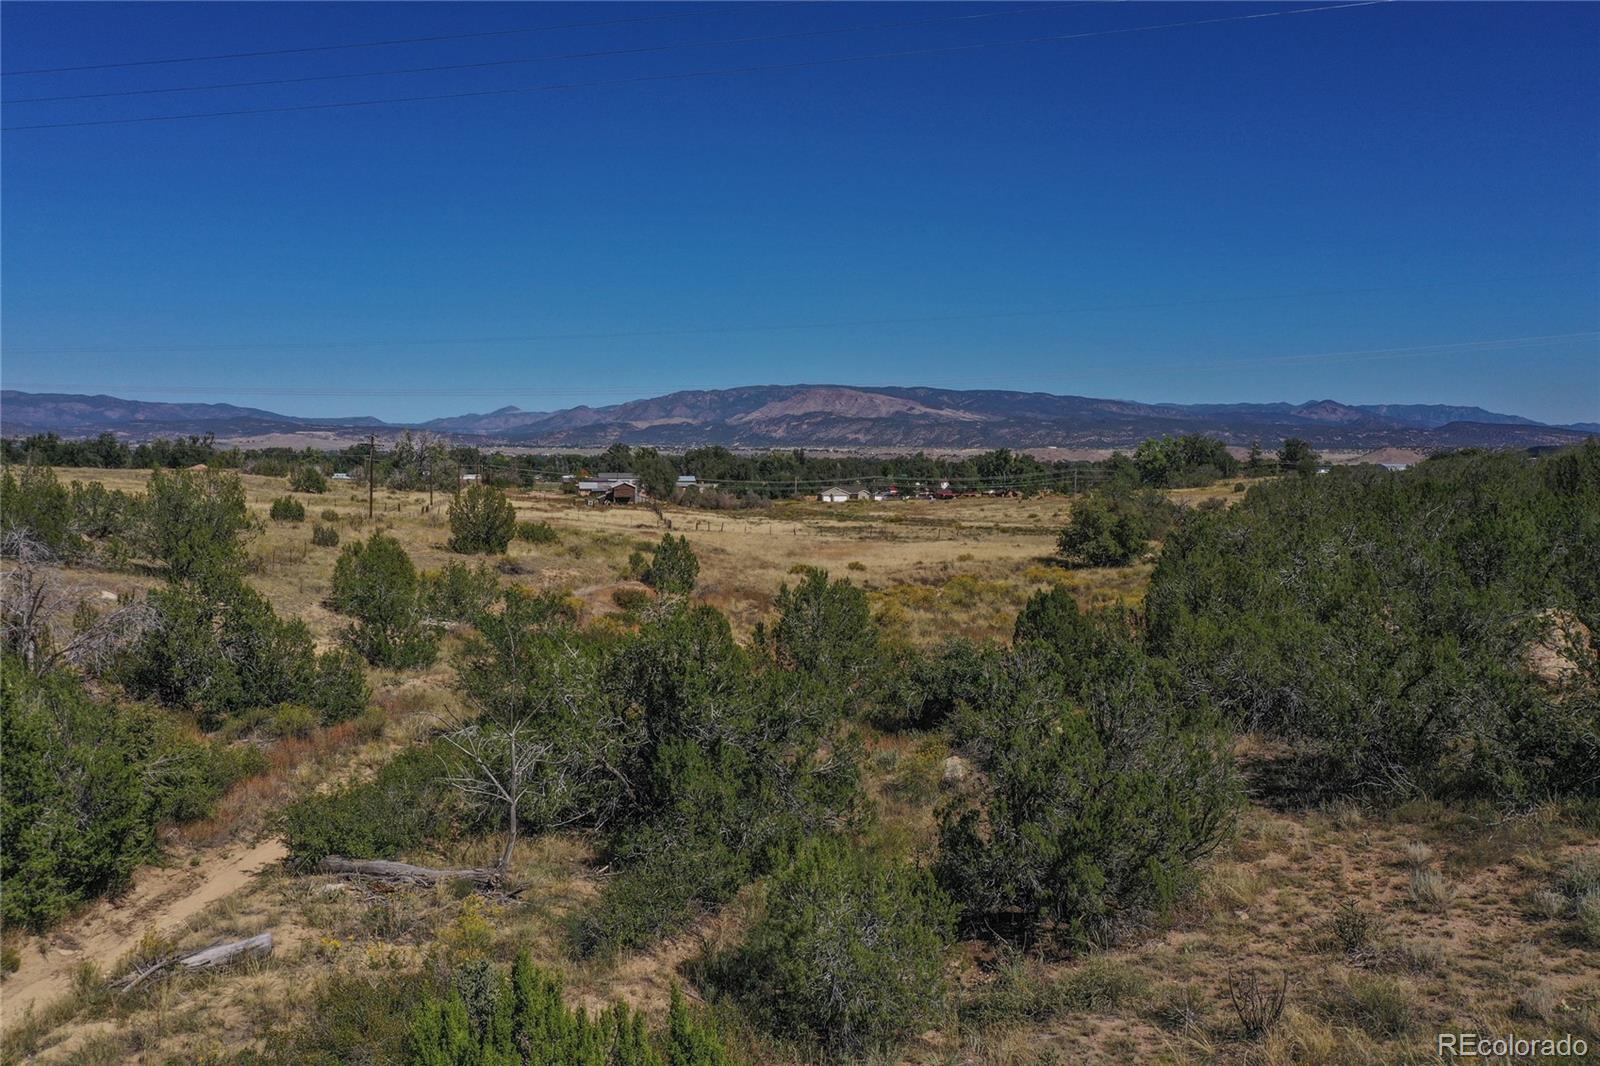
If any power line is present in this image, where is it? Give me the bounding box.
[7,270,1582,359]
[3,6,1048,105]
[0,7,720,77]
[2,2,1387,132]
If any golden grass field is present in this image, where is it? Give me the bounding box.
[2,468,1595,1065]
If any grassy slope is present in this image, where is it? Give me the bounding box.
[3,470,1595,1064]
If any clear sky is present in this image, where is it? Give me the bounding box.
[2,1,1596,424]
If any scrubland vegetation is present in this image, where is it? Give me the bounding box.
[1,439,1596,1064]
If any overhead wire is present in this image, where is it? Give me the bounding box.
[0,6,724,76]
[2,6,1050,105]
[2,2,1388,131]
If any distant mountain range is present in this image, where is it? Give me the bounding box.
[3,387,1594,452]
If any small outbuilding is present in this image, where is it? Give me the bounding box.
[606,483,638,504]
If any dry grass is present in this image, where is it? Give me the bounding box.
[6,468,1596,1064]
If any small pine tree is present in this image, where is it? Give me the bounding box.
[447,483,516,554]
[714,836,954,1055]
[330,532,437,668]
[643,534,699,595]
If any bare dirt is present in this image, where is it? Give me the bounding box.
[2,838,287,1023]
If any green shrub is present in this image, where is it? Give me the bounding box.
[1056,489,1170,567]
[574,606,860,956]
[709,837,954,1055]
[269,496,306,522]
[1145,443,1600,803]
[419,561,499,624]
[279,746,462,871]
[269,703,318,739]
[877,638,1005,731]
[330,532,438,668]
[1013,585,1097,663]
[117,576,324,729]
[311,522,339,547]
[320,509,339,523]
[643,533,699,595]
[289,465,328,493]
[1,464,82,556]
[514,519,558,544]
[447,483,516,554]
[937,631,1238,948]
[768,567,876,682]
[140,469,254,583]
[408,951,731,1066]
[309,649,369,724]
[1,657,254,930]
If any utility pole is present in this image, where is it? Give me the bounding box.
[425,451,433,512]
[367,434,375,520]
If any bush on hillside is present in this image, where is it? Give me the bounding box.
[409,952,730,1066]
[1144,445,1600,802]
[514,519,558,544]
[447,483,516,554]
[766,567,877,683]
[270,495,306,522]
[330,532,438,668]
[140,468,255,583]
[708,836,954,1055]
[642,533,699,595]
[2,656,259,929]
[311,522,339,547]
[573,604,861,956]
[420,560,500,624]
[937,630,1238,948]
[118,576,328,729]
[279,745,463,870]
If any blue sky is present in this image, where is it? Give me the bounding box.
[3,1,1597,424]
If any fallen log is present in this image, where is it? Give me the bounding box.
[116,932,274,991]
[316,856,503,888]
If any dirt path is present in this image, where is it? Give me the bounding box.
[1,837,288,1024]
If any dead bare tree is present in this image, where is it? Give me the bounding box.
[0,531,155,675]
[440,616,631,873]
[441,718,561,871]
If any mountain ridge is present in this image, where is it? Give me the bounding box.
[2,387,1592,452]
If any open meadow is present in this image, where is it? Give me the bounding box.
[2,461,1596,1066]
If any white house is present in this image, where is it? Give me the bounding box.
[818,486,851,503]
[676,475,698,488]
[331,472,352,481]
